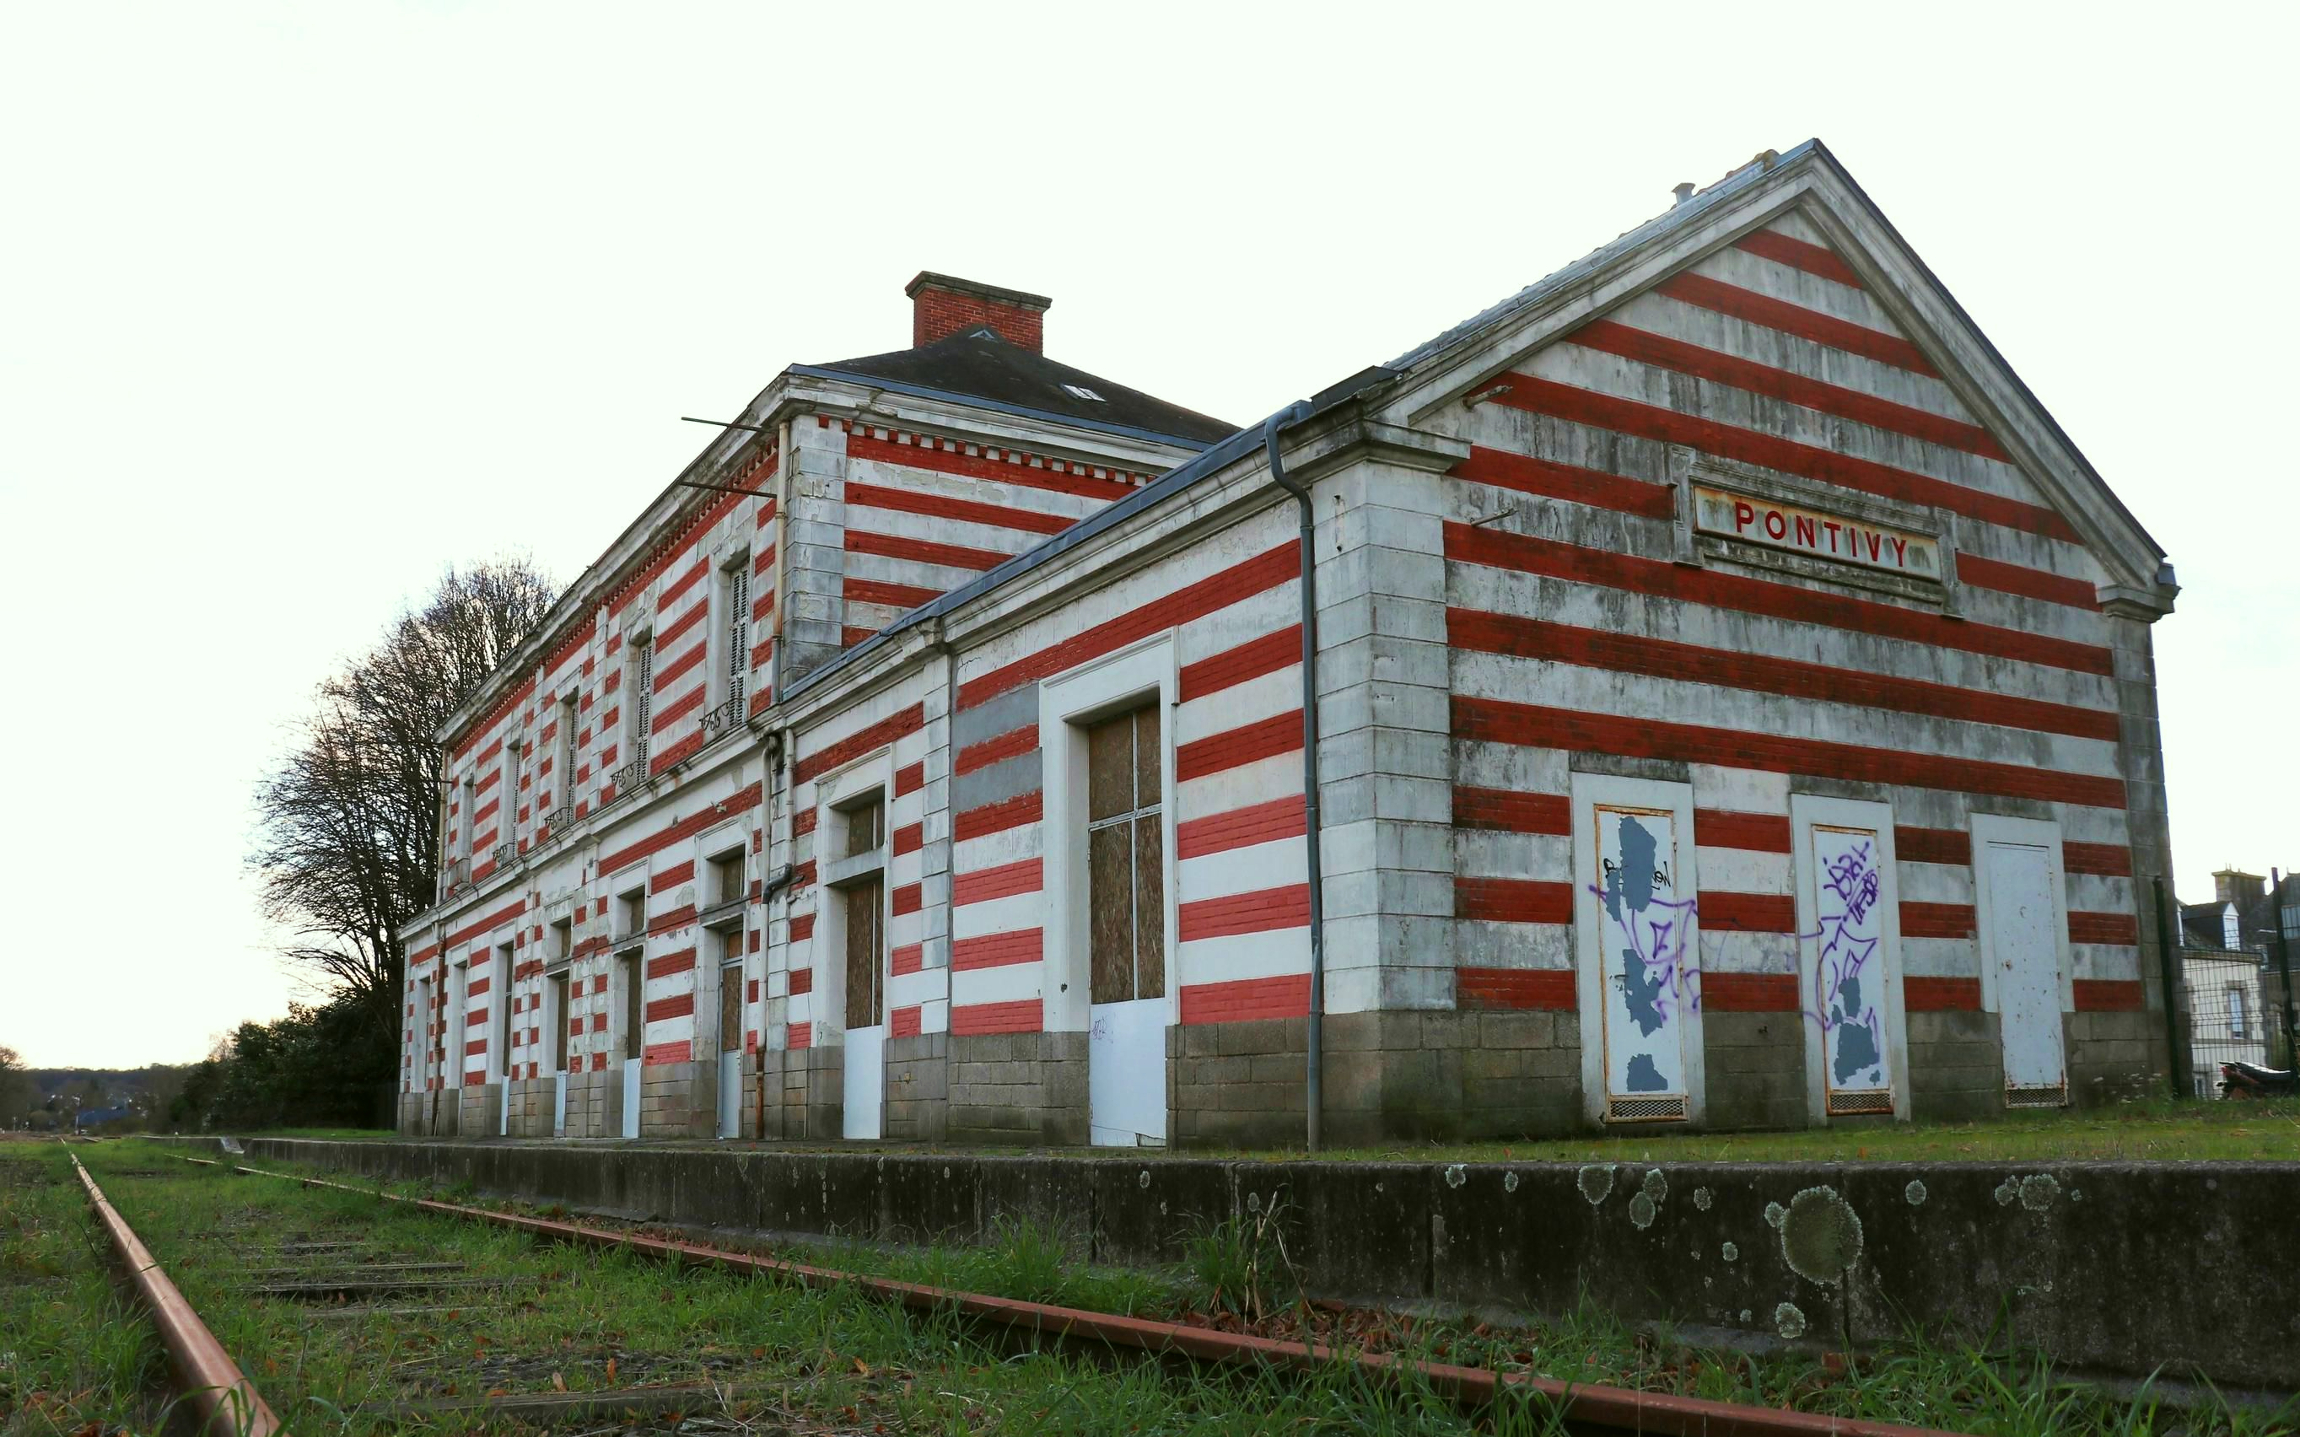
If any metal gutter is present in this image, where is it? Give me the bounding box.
[216,1159,1969,1437]
[75,1154,283,1437]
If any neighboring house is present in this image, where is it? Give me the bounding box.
[399,140,2187,1148]
[2181,869,2298,1091]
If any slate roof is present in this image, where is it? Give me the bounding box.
[2182,881,2293,956]
[797,329,1237,448]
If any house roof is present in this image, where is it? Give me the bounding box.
[2182,881,2293,956]
[799,329,1237,448]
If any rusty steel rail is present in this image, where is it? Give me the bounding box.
[73,1154,283,1437]
[208,1156,1969,1437]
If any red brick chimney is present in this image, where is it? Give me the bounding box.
[907,272,1051,353]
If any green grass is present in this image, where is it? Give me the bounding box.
[41,1143,2300,1436]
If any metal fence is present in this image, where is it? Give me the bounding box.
[2184,968,2293,1098]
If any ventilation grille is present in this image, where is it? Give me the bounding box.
[1827,1087,1895,1116]
[1607,1093,1690,1123]
[2005,1083,2068,1110]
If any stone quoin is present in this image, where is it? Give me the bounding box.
[399,140,2183,1147]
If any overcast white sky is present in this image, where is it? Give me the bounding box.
[3,4,2293,1068]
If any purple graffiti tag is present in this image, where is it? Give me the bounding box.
[1796,835,1887,1087]
[1588,882,1703,1023]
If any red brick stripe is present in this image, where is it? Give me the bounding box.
[896,761,925,796]
[951,999,1042,1035]
[1736,230,1864,288]
[1895,826,1970,867]
[1179,884,1310,941]
[789,1021,811,1049]
[1445,522,2113,677]
[1904,976,1981,1011]
[959,543,1298,710]
[1179,625,1301,702]
[890,943,922,976]
[1452,446,1675,520]
[1489,374,2079,544]
[646,946,697,980]
[954,791,1041,843]
[1696,809,1793,853]
[1451,696,2128,810]
[954,858,1043,906]
[643,1040,692,1066]
[790,913,815,943]
[1454,878,1572,924]
[1701,891,1796,933]
[1176,795,1306,859]
[956,725,1037,776]
[1954,553,2099,611]
[1656,272,1938,376]
[1452,787,1569,835]
[952,927,1043,970]
[847,577,942,611]
[1900,902,1975,940]
[1703,972,1800,1012]
[846,528,1009,573]
[789,967,812,994]
[890,1005,923,1038]
[650,860,695,894]
[1449,609,2119,741]
[844,479,1079,537]
[2062,841,2132,877]
[1179,975,1307,1025]
[794,705,925,785]
[2074,978,2143,1012]
[644,992,694,1024]
[892,882,922,916]
[892,822,922,856]
[1456,968,1575,1011]
[1175,711,1302,783]
[2069,910,2139,946]
[1568,319,2007,460]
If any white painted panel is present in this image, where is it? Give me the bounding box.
[843,1026,885,1139]
[621,1058,641,1139]
[1985,840,2067,1092]
[718,1052,741,1139]
[1089,997,1168,1146]
[553,1072,567,1136]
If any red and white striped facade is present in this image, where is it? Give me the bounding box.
[401,143,2182,1144]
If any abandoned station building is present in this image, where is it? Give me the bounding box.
[401,141,2183,1148]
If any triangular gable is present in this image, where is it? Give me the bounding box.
[1377,142,2172,606]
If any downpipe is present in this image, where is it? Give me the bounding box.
[1262,402,1325,1152]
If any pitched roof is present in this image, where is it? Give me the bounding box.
[798,329,1236,448]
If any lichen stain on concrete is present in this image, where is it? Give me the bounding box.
[2015,1173,2059,1211]
[1780,1186,1864,1285]
[1247,1190,1262,1212]
[1739,1308,1752,1324]
[1503,1171,1520,1194]
[1630,1192,1657,1229]
[1692,1186,1713,1211]
[1722,1240,1739,1262]
[1774,1301,1808,1340]
[1445,1164,1467,1190]
[1993,1177,2020,1207]
[1640,1168,1667,1205]
[1578,1164,1616,1205]
[1904,1179,1927,1206]
[1138,1169,1151,1189]
[1764,1200,1788,1230]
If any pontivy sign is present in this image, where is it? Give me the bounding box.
[1693,484,1942,580]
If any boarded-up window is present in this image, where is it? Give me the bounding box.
[845,877,884,1029]
[844,794,884,859]
[710,849,744,907]
[1086,704,1165,1006]
[621,954,644,1061]
[550,972,570,1072]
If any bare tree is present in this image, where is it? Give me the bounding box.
[251,561,558,1043]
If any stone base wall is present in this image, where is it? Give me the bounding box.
[639,1060,711,1139]
[884,1033,949,1141]
[948,1031,1084,1144]
[1702,1011,1807,1131]
[2069,1009,2158,1106]
[1906,1009,2004,1121]
[757,1044,843,1140]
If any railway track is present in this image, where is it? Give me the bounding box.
[55,1140,1985,1436]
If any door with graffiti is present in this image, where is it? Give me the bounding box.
[1572,774,1704,1125]
[1791,796,1910,1121]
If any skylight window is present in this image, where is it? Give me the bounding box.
[1061,383,1105,402]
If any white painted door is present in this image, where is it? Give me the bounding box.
[1790,797,1908,1122]
[718,1052,741,1139]
[1594,805,1696,1118]
[1090,999,1168,1146]
[1985,840,2066,1096]
[843,1027,885,1139]
[621,1059,641,1139]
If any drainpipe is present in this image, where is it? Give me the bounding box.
[1261,402,1325,1151]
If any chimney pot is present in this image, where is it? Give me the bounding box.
[906,272,1052,353]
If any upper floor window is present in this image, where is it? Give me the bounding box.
[627,636,653,772]
[554,694,578,811]
[720,559,750,715]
